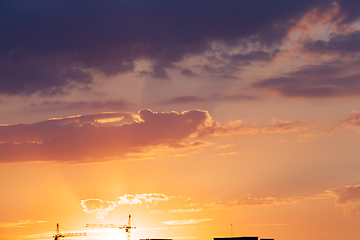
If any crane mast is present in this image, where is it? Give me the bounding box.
[86,214,136,240]
[125,214,132,240]
[54,223,86,240]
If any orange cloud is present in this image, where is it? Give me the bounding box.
[338,110,360,129]
[201,184,360,215]
[325,184,360,215]
[168,208,203,213]
[206,195,289,209]
[261,121,306,133]
[197,119,260,137]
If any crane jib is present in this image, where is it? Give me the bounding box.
[86,224,125,228]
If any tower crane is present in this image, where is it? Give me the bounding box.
[86,214,136,240]
[54,223,86,240]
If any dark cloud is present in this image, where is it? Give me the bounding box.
[0,55,93,96]
[222,49,280,63]
[303,30,360,54]
[0,0,329,96]
[201,64,239,80]
[31,100,132,111]
[181,69,197,77]
[220,95,257,101]
[160,94,256,104]
[161,96,204,104]
[335,0,360,24]
[253,61,360,98]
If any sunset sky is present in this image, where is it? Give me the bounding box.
[1,1,360,240]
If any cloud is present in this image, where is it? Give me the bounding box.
[0,109,209,163]
[206,193,331,210]
[81,199,117,220]
[181,69,197,77]
[219,95,257,101]
[31,100,132,111]
[200,64,238,79]
[0,220,47,228]
[206,195,289,209]
[186,140,209,148]
[338,110,360,129]
[162,219,212,225]
[0,55,93,96]
[160,94,256,104]
[334,0,360,24]
[149,210,165,214]
[303,30,360,54]
[137,193,170,202]
[168,208,203,213]
[197,119,259,137]
[161,96,204,104]
[221,49,280,63]
[197,117,307,137]
[261,120,306,133]
[82,193,170,219]
[1,108,354,163]
[80,184,360,220]
[326,184,360,215]
[253,61,360,98]
[118,195,142,205]
[274,21,360,100]
[318,110,360,134]
[203,183,360,215]
[0,0,335,96]
[216,145,230,150]
[118,193,169,205]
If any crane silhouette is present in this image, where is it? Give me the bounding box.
[86,214,136,240]
[54,223,86,240]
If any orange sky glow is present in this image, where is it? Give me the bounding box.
[1,1,360,240]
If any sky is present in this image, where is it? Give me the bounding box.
[1,0,360,240]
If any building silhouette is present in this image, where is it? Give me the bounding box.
[140,239,172,240]
[214,237,258,240]
[214,237,273,240]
